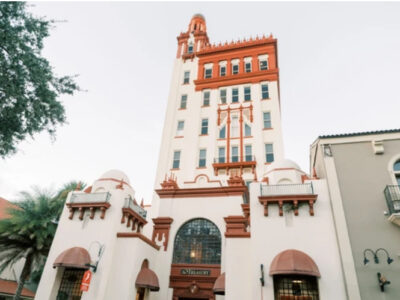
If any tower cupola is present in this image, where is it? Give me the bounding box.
[176,14,209,58]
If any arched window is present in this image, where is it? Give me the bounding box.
[172,218,221,265]
[394,160,400,185]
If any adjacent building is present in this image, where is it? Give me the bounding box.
[311,129,400,300]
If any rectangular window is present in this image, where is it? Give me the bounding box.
[245,124,251,137]
[261,84,269,99]
[220,89,227,104]
[204,68,212,79]
[232,64,239,74]
[232,146,239,162]
[203,91,210,106]
[218,147,226,163]
[201,118,208,135]
[232,88,239,103]
[176,121,184,136]
[220,66,226,76]
[244,86,251,101]
[198,149,206,167]
[245,145,252,162]
[180,95,187,109]
[219,125,226,139]
[245,62,252,73]
[231,116,239,137]
[188,44,194,53]
[173,151,181,169]
[183,71,190,84]
[265,144,274,163]
[259,59,268,70]
[263,112,272,129]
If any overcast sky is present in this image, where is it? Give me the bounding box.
[1,2,399,203]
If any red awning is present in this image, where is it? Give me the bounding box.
[213,272,225,295]
[53,247,91,269]
[269,249,320,277]
[135,268,160,291]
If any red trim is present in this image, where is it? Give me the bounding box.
[183,174,222,185]
[152,217,173,251]
[155,185,248,199]
[97,178,132,188]
[117,232,160,250]
[174,136,184,139]
[224,215,250,238]
[259,194,318,216]
[66,202,110,220]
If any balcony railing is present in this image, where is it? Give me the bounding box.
[69,192,111,204]
[384,185,400,215]
[213,155,256,163]
[260,183,314,196]
[123,197,147,219]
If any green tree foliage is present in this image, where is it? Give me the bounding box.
[0,181,85,300]
[0,2,79,158]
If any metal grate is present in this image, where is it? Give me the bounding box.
[123,196,147,219]
[69,192,110,204]
[384,185,400,214]
[273,275,319,300]
[261,183,314,196]
[172,218,221,265]
[56,268,84,300]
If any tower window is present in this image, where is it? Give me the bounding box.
[245,145,252,162]
[244,86,251,101]
[218,147,226,163]
[260,59,268,70]
[198,149,207,167]
[232,64,239,75]
[393,159,400,185]
[204,68,212,79]
[188,43,194,54]
[173,151,181,169]
[183,71,190,84]
[263,112,272,129]
[203,91,210,106]
[265,143,274,163]
[220,65,226,76]
[220,89,227,104]
[56,269,84,299]
[245,62,252,73]
[231,116,239,137]
[176,121,184,136]
[261,84,269,99]
[232,88,239,103]
[232,146,239,162]
[245,124,251,137]
[201,118,208,135]
[180,95,187,109]
[219,125,226,139]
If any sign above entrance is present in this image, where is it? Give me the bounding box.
[180,269,211,276]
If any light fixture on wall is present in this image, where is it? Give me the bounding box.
[377,272,391,292]
[363,248,394,265]
[85,241,105,272]
[260,264,265,286]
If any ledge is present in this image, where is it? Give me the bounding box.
[155,185,248,199]
[66,202,110,220]
[258,194,318,216]
[117,232,160,250]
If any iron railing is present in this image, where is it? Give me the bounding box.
[213,155,256,163]
[124,197,147,219]
[384,185,400,214]
[260,183,314,196]
[69,192,111,204]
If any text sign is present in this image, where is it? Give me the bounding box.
[80,270,92,292]
[180,269,211,276]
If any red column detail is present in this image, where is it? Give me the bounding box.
[239,105,244,162]
[227,107,231,163]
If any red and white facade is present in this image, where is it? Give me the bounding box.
[36,15,347,300]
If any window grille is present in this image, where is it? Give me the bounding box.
[261,84,269,99]
[56,269,84,300]
[172,218,221,265]
[273,275,319,300]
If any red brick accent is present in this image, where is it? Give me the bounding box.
[152,217,173,251]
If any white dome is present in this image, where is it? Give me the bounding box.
[98,169,130,184]
[266,159,301,172]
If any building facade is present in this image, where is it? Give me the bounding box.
[311,129,400,300]
[35,15,348,300]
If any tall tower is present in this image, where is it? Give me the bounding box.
[154,14,284,193]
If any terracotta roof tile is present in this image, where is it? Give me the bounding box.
[0,279,35,298]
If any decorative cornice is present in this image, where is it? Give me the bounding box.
[155,185,248,199]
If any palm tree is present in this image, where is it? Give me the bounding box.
[0,181,85,300]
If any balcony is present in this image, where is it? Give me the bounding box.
[121,197,148,232]
[258,183,317,217]
[384,185,400,226]
[67,192,111,220]
[212,155,256,176]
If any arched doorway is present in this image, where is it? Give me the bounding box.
[170,218,222,300]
